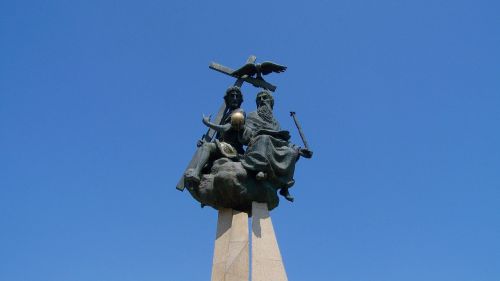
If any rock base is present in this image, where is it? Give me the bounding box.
[186,158,280,214]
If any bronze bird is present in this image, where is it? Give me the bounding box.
[231,61,287,81]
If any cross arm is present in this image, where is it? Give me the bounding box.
[209,62,277,92]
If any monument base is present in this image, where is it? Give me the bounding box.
[211,202,287,281]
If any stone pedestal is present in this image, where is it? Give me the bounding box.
[211,208,249,281]
[210,203,287,281]
[251,202,288,281]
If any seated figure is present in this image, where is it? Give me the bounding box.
[184,86,245,186]
[239,91,313,202]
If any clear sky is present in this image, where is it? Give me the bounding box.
[1,0,499,280]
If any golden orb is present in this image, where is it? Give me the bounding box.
[231,111,245,128]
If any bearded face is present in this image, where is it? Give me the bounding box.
[256,93,275,123]
[256,93,273,109]
[225,90,243,110]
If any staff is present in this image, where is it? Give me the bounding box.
[290,111,312,157]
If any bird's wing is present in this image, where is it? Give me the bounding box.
[260,61,287,75]
[231,63,257,77]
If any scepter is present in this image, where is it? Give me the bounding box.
[290,111,311,151]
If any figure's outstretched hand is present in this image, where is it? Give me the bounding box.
[299,148,313,159]
[202,114,212,126]
[201,114,232,133]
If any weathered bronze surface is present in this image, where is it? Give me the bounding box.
[178,56,312,213]
[176,56,257,191]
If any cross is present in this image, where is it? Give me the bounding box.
[209,58,277,92]
[177,55,273,191]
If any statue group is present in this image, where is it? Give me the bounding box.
[177,57,312,214]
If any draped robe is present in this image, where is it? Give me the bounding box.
[240,111,299,188]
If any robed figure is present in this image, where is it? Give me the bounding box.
[184,90,311,212]
[240,91,312,201]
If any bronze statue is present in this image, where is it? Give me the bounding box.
[178,56,313,213]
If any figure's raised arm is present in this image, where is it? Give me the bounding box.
[202,114,231,133]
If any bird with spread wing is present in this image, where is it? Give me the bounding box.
[231,61,287,82]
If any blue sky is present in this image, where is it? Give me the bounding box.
[1,0,499,280]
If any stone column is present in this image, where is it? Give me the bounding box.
[211,208,249,281]
[211,208,232,281]
[251,202,288,281]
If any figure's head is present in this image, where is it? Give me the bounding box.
[224,86,243,110]
[256,91,274,109]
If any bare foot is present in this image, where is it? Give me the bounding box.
[279,188,295,202]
